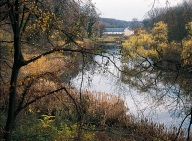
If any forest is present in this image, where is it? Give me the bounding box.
[99,18,142,29]
[0,0,192,141]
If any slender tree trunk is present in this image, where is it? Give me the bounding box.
[77,115,82,141]
[3,0,23,140]
[3,65,20,140]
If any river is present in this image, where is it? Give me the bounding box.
[72,46,192,131]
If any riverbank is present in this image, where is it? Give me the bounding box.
[95,35,127,44]
[1,41,191,140]
[2,88,189,141]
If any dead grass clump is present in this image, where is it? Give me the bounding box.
[122,116,190,141]
[81,91,128,127]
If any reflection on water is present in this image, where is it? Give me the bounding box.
[73,48,191,130]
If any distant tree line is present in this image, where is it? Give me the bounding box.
[143,1,192,42]
[99,18,143,29]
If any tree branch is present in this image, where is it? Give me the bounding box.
[20,10,31,37]
[14,72,56,118]
[0,40,14,43]
[21,87,66,111]
[187,107,192,141]
[174,112,191,141]
[19,6,26,33]
[22,47,92,67]
[62,87,81,119]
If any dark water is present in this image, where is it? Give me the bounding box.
[73,47,192,130]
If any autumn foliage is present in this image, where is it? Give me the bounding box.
[123,21,192,68]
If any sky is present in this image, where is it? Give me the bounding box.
[91,0,182,21]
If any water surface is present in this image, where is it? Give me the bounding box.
[73,48,191,130]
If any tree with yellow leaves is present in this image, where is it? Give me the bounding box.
[0,0,99,140]
[121,20,192,97]
[122,21,183,69]
[181,22,192,66]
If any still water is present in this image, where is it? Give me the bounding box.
[73,47,191,130]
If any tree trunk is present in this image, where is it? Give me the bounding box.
[3,65,20,141]
[3,0,23,140]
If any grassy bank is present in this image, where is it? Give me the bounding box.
[96,35,127,44]
[1,85,191,140]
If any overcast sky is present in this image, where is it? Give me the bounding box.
[91,0,182,21]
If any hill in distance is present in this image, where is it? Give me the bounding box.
[100,17,143,29]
